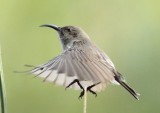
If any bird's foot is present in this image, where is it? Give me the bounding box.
[78,90,85,99]
[65,79,101,99]
[87,82,101,97]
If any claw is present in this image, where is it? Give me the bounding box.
[78,90,85,99]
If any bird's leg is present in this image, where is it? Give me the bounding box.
[65,79,85,99]
[66,80,101,98]
[87,82,101,97]
[65,79,83,89]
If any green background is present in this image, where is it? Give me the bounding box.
[1,0,160,113]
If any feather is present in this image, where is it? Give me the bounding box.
[30,44,117,91]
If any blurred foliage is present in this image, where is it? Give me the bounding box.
[0,0,160,113]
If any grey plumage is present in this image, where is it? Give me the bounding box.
[29,25,140,99]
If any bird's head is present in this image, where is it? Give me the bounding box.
[40,24,91,49]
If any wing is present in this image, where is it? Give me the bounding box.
[30,43,117,90]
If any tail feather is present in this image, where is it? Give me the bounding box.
[118,80,140,100]
[114,71,140,100]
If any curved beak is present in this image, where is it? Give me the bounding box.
[40,24,61,32]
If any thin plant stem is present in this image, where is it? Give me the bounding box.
[83,88,87,113]
[0,47,7,113]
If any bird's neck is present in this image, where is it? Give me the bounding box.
[61,39,91,51]
[61,39,80,50]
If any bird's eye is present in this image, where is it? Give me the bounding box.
[66,28,71,32]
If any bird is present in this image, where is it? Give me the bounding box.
[29,24,140,100]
